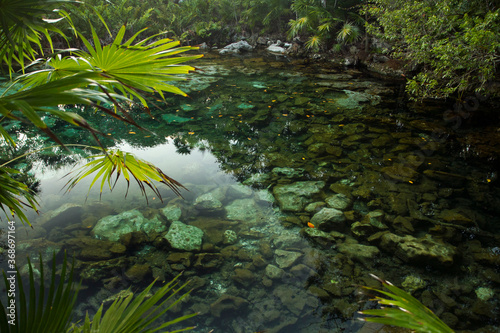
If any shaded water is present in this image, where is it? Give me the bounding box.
[1,52,500,332]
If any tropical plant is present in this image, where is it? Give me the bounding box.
[288,0,363,52]
[0,252,196,333]
[362,0,500,100]
[0,0,202,226]
[358,274,455,333]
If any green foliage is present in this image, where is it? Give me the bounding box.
[69,274,196,333]
[0,252,78,333]
[0,252,196,333]
[0,0,201,225]
[64,148,187,200]
[288,0,363,51]
[359,274,455,333]
[363,0,500,100]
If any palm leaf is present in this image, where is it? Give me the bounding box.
[0,252,78,333]
[69,274,197,333]
[64,149,188,201]
[358,274,455,333]
[0,166,38,227]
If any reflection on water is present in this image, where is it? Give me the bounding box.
[1,52,499,332]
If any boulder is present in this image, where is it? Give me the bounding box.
[265,264,285,280]
[379,233,457,267]
[310,207,346,232]
[275,249,302,269]
[210,294,249,317]
[194,192,223,212]
[273,181,325,212]
[165,221,204,251]
[266,44,287,54]
[325,194,351,210]
[39,203,83,229]
[161,205,182,221]
[225,198,260,222]
[92,210,166,242]
[219,41,253,55]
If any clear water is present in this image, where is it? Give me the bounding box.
[1,52,499,332]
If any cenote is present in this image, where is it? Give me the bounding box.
[2,52,500,332]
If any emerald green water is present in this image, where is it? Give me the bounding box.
[2,52,499,332]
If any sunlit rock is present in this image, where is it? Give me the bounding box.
[219,40,253,55]
[92,210,166,242]
[165,221,204,251]
[225,198,260,223]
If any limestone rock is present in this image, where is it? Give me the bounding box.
[275,249,302,269]
[225,198,260,222]
[210,294,249,317]
[273,181,325,212]
[92,210,165,242]
[165,221,204,251]
[219,41,253,55]
[265,264,285,280]
[310,207,346,232]
[325,194,351,210]
[379,233,457,267]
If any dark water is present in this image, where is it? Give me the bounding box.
[1,52,499,332]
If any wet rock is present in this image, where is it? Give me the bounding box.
[273,285,307,316]
[166,252,193,267]
[361,211,388,230]
[325,194,351,210]
[210,294,249,317]
[242,173,270,186]
[379,233,457,267]
[437,209,475,227]
[125,263,151,283]
[165,221,204,251]
[223,230,238,244]
[275,249,302,269]
[232,268,255,287]
[266,44,287,54]
[337,243,380,263]
[225,198,260,222]
[272,167,305,179]
[273,181,325,212]
[226,184,253,199]
[194,192,223,212]
[381,164,418,182]
[310,207,346,232]
[265,264,285,280]
[305,202,326,214]
[219,41,253,55]
[475,287,495,301]
[254,189,275,204]
[194,253,223,270]
[39,203,83,229]
[92,210,166,242]
[300,228,338,247]
[161,205,182,221]
[402,275,426,293]
[290,264,316,280]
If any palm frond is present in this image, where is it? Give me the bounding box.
[63,149,188,201]
[358,274,455,333]
[0,252,78,333]
[305,35,323,51]
[0,166,38,227]
[69,274,197,333]
[336,22,361,43]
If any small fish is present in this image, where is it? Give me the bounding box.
[307,222,315,228]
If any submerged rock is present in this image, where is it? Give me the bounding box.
[275,249,302,269]
[39,203,83,229]
[225,198,260,223]
[379,233,457,267]
[92,210,166,242]
[165,221,204,251]
[210,294,249,317]
[310,207,346,232]
[273,181,325,212]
